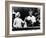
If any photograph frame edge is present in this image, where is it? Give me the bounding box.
[5,1,45,37]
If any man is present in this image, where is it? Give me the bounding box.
[25,9,36,27]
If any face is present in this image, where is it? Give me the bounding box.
[29,11,32,16]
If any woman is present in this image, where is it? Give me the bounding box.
[13,12,25,28]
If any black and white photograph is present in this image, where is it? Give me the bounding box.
[8,3,44,35]
[12,7,40,31]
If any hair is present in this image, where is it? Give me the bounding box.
[15,12,20,17]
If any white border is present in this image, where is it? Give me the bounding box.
[9,3,43,34]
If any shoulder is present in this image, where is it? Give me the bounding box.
[18,18,22,21]
[32,16,35,18]
[26,16,30,19]
[14,18,17,20]
[25,16,31,20]
[32,16,36,19]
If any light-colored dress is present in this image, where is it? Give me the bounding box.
[25,16,36,27]
[26,16,36,24]
[13,17,24,28]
